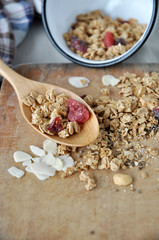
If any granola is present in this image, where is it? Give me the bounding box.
[64,10,146,61]
[22,89,90,138]
[21,71,159,191]
[79,171,96,191]
[59,71,159,190]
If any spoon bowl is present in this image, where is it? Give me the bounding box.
[0,60,99,146]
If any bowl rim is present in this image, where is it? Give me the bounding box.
[42,0,158,68]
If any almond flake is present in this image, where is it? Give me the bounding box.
[32,157,41,163]
[8,167,25,178]
[22,160,32,166]
[25,166,32,173]
[43,140,57,155]
[30,145,46,157]
[30,162,56,176]
[13,151,32,162]
[62,156,74,171]
[53,158,63,171]
[32,172,50,181]
[102,75,120,86]
[58,154,70,160]
[42,152,56,165]
[68,76,90,88]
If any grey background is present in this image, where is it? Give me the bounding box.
[13,5,159,66]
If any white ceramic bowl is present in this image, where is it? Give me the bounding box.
[42,0,157,67]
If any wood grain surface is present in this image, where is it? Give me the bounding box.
[0,63,159,240]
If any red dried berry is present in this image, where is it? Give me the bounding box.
[67,99,90,123]
[47,117,62,133]
[153,108,159,121]
[103,31,115,48]
[122,20,130,24]
[70,36,87,53]
[115,38,126,46]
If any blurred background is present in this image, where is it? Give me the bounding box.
[0,0,159,66]
[12,1,159,66]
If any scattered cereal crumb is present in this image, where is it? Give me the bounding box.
[113,173,133,186]
[79,172,96,191]
[68,76,90,88]
[8,167,25,178]
[101,88,110,96]
[147,147,158,156]
[141,171,149,179]
[137,189,142,194]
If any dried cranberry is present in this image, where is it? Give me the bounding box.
[153,108,159,121]
[103,31,115,48]
[71,23,79,29]
[67,99,90,123]
[80,94,87,99]
[47,117,62,133]
[122,20,130,24]
[70,36,87,53]
[115,38,126,46]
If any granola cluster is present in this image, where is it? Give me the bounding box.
[60,71,159,190]
[63,10,146,61]
[22,88,81,138]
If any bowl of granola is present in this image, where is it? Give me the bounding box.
[42,0,157,67]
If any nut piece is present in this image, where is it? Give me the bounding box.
[113,173,132,186]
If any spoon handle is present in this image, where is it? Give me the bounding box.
[0,59,26,98]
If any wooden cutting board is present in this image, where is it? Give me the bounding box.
[0,63,159,240]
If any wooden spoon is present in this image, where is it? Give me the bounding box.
[0,60,99,147]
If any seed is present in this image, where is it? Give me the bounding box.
[113,173,133,186]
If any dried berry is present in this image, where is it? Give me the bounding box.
[70,36,87,53]
[103,31,115,48]
[67,99,90,123]
[80,94,87,99]
[122,20,130,24]
[153,108,159,121]
[71,23,79,29]
[47,117,62,133]
[115,38,126,46]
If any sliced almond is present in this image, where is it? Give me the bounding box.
[32,157,41,163]
[42,152,56,166]
[30,145,46,157]
[13,151,32,162]
[25,166,32,173]
[68,76,90,88]
[22,160,32,166]
[53,158,63,171]
[33,172,50,181]
[30,162,56,176]
[58,154,70,160]
[62,156,74,171]
[102,75,120,86]
[43,139,57,155]
[8,167,25,178]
